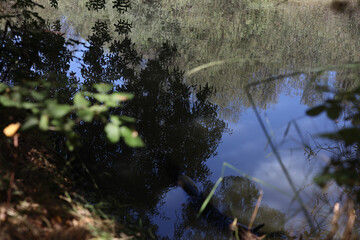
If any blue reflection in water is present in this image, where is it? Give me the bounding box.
[153,71,340,238]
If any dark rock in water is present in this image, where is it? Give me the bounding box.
[177,173,265,240]
[330,0,349,12]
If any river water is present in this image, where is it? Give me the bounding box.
[36,0,360,238]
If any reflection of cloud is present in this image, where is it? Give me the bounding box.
[255,151,319,193]
[252,150,338,230]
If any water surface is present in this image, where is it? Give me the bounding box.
[35,0,360,238]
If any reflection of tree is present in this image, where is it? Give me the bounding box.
[0,5,73,88]
[174,176,286,239]
[34,0,360,122]
[73,24,226,236]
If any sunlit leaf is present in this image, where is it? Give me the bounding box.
[90,105,108,114]
[94,83,113,93]
[105,123,121,143]
[48,104,72,118]
[120,126,144,147]
[0,83,7,93]
[78,109,94,122]
[112,92,133,101]
[74,92,90,108]
[94,93,110,103]
[3,122,21,137]
[39,114,49,130]
[110,115,122,126]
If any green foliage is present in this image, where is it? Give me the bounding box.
[307,85,360,201]
[0,81,143,150]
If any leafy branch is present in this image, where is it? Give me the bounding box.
[0,81,144,150]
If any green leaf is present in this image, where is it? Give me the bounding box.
[0,83,7,93]
[78,109,94,122]
[90,105,108,114]
[120,126,144,147]
[74,92,90,108]
[39,114,49,130]
[63,120,74,132]
[66,140,75,151]
[94,83,113,93]
[21,117,39,131]
[30,91,47,101]
[105,123,121,143]
[0,93,21,107]
[50,118,61,127]
[112,92,134,102]
[110,115,122,126]
[48,103,72,118]
[119,116,136,123]
[22,102,38,110]
[82,91,93,97]
[11,92,22,107]
[306,105,326,116]
[0,95,16,107]
[93,93,110,103]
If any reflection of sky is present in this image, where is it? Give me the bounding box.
[152,187,188,238]
[68,41,85,78]
[153,73,341,237]
[207,93,336,224]
[67,39,125,87]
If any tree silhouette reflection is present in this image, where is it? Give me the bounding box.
[74,22,227,235]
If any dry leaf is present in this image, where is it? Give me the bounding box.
[3,122,21,137]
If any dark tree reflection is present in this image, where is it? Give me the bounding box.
[73,20,226,235]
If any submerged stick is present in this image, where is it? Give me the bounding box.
[248,190,263,230]
[325,202,340,240]
[341,200,356,240]
[178,173,265,240]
